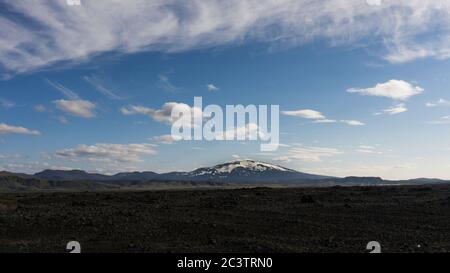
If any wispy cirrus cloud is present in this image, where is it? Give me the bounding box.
[0,98,15,109]
[0,161,70,174]
[426,98,450,107]
[33,104,47,113]
[55,143,158,164]
[376,103,408,115]
[356,145,382,154]
[45,79,79,100]
[428,115,450,125]
[2,1,450,75]
[56,116,69,125]
[83,75,123,100]
[46,78,97,119]
[158,74,179,93]
[275,145,343,163]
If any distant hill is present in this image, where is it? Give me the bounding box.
[34,170,110,181]
[111,171,159,181]
[0,173,119,192]
[0,171,31,179]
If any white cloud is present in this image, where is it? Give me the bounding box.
[359,145,376,150]
[150,134,179,144]
[380,103,408,115]
[55,143,158,164]
[3,1,450,75]
[312,119,337,124]
[283,109,364,126]
[0,123,40,135]
[121,102,202,127]
[426,98,450,107]
[207,84,219,92]
[54,99,96,118]
[275,145,343,163]
[347,80,423,101]
[341,120,365,126]
[366,0,382,6]
[356,145,382,154]
[214,123,261,140]
[277,143,290,148]
[357,149,380,154]
[282,109,325,119]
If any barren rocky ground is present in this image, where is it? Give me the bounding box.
[0,185,449,253]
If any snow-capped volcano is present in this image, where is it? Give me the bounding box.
[189,160,294,175]
[184,160,329,182]
[31,160,332,184]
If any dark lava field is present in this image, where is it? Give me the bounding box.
[0,185,449,253]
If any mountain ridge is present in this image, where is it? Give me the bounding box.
[28,160,332,182]
[1,160,449,192]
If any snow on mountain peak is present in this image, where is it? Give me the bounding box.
[187,159,299,177]
[213,160,293,173]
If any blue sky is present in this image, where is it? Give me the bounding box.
[2,0,450,179]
